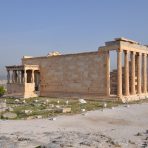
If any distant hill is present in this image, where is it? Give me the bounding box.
[0,74,6,80]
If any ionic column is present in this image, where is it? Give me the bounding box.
[19,71,22,84]
[137,53,141,94]
[18,71,21,84]
[12,70,15,83]
[124,50,129,96]
[143,53,147,93]
[106,51,110,96]
[16,71,19,83]
[32,70,34,83]
[147,56,148,93]
[14,70,17,83]
[7,70,10,83]
[131,52,136,95]
[117,49,122,97]
[24,70,27,83]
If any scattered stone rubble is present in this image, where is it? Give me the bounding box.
[2,112,17,119]
[0,101,7,112]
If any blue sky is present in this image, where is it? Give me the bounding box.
[0,0,148,74]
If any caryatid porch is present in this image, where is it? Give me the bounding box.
[6,65,40,98]
[99,38,148,101]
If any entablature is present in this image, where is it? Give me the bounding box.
[98,37,148,54]
[6,64,39,71]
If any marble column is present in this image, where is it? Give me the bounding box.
[7,70,10,83]
[131,52,136,95]
[32,70,34,83]
[24,70,27,83]
[18,71,21,84]
[16,71,19,83]
[124,50,129,96]
[147,56,148,92]
[14,71,17,83]
[12,70,15,83]
[137,53,141,94]
[143,53,147,93]
[117,49,122,97]
[106,51,110,96]
[19,71,21,83]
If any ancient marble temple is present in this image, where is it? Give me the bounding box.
[6,38,148,101]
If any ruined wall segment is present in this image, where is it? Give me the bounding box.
[22,51,108,97]
[7,83,24,96]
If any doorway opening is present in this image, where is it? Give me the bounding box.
[34,70,40,91]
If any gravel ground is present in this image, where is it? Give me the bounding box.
[0,103,148,148]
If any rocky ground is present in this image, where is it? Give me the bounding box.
[0,103,148,148]
[0,97,121,119]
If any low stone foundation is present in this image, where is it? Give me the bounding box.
[122,94,148,102]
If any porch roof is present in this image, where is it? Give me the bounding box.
[98,37,148,53]
[6,64,39,71]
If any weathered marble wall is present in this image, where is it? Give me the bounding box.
[7,83,24,95]
[22,51,108,97]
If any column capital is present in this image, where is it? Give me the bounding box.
[131,51,136,55]
[124,50,129,54]
[141,53,145,56]
[138,52,142,56]
[117,48,122,52]
[143,53,147,56]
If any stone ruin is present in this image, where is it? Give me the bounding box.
[5,37,148,102]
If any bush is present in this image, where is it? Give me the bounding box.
[0,86,5,97]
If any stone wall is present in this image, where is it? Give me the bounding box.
[24,83,38,98]
[110,67,128,95]
[22,51,108,97]
[7,83,24,97]
[110,69,117,95]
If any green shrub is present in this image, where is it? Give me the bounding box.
[0,86,5,97]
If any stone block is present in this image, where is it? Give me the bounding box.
[2,112,17,119]
[62,107,71,113]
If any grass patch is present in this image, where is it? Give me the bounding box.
[0,97,131,120]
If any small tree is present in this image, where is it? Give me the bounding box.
[0,86,5,97]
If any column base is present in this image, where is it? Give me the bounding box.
[121,94,148,102]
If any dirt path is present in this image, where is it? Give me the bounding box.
[0,103,148,148]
